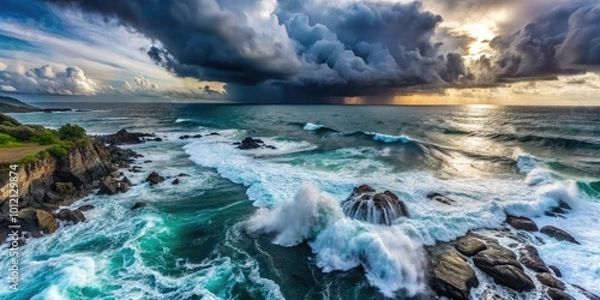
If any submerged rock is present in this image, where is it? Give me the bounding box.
[146,172,165,186]
[77,204,95,212]
[506,215,538,231]
[572,284,600,300]
[341,185,409,226]
[172,178,180,185]
[131,202,147,210]
[427,244,479,300]
[54,209,86,224]
[473,247,535,292]
[549,265,562,277]
[427,192,456,205]
[540,226,580,244]
[237,137,276,150]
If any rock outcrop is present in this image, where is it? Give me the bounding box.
[472,247,535,292]
[235,137,276,150]
[506,215,538,231]
[0,135,135,243]
[519,245,549,273]
[540,226,580,244]
[99,129,155,145]
[146,172,165,186]
[427,244,479,300]
[455,232,487,256]
[341,185,409,225]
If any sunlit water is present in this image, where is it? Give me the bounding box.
[2,103,599,299]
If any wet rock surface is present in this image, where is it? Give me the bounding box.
[472,247,535,292]
[341,185,409,225]
[146,172,165,186]
[236,137,277,150]
[427,192,456,205]
[427,244,479,300]
[540,226,580,244]
[131,202,147,210]
[506,215,539,231]
[455,232,487,256]
[519,245,549,273]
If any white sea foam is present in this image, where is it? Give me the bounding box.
[303,122,324,131]
[175,118,192,123]
[247,182,343,246]
[366,132,411,143]
[312,219,425,297]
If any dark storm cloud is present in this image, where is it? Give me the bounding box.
[490,1,600,77]
[44,0,469,96]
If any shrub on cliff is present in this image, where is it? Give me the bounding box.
[0,114,21,127]
[0,133,19,147]
[31,129,61,145]
[48,141,73,157]
[58,124,86,141]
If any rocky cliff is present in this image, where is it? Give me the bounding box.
[0,137,133,241]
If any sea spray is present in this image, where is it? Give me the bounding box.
[303,123,324,131]
[246,182,343,246]
[311,219,425,297]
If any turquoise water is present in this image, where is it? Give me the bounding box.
[2,103,599,299]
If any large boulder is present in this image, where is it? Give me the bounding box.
[455,233,487,256]
[546,288,575,300]
[341,185,409,225]
[54,209,86,224]
[506,215,538,231]
[98,177,119,195]
[427,244,479,300]
[119,177,132,193]
[519,245,549,273]
[146,172,165,186]
[536,273,565,290]
[18,208,57,235]
[540,226,580,244]
[473,248,535,292]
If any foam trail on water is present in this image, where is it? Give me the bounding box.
[247,182,343,246]
[175,118,192,123]
[367,132,411,144]
[303,122,324,131]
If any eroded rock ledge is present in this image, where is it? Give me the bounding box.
[0,135,135,243]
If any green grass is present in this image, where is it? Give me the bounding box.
[0,114,90,165]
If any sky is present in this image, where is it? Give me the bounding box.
[0,0,599,104]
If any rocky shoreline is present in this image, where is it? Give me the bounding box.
[426,214,598,300]
[2,127,598,299]
[0,129,169,244]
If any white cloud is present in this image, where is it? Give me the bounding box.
[0,64,98,95]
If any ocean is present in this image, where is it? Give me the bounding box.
[2,103,599,299]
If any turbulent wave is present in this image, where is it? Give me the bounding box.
[484,132,600,149]
[175,118,192,123]
[246,182,343,246]
[183,129,600,296]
